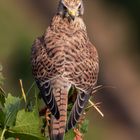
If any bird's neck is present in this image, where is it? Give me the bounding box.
[49,15,86,33]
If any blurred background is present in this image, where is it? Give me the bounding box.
[0,0,140,140]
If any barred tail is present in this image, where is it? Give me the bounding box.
[50,87,68,140]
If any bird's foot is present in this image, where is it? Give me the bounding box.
[74,128,83,140]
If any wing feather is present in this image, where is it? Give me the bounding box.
[66,91,90,130]
[66,42,99,130]
[31,36,60,119]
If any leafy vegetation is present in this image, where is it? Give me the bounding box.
[0,66,89,140]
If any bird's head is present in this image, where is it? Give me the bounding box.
[57,0,84,20]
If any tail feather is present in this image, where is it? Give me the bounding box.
[51,133,64,140]
[50,87,68,140]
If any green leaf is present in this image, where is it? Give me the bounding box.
[4,94,20,127]
[0,109,5,128]
[0,89,5,107]
[9,109,45,140]
[0,129,3,140]
[67,103,73,111]
[68,86,75,97]
[80,119,89,134]
[0,129,2,136]
[65,129,75,140]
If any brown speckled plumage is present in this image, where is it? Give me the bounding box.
[31,0,99,140]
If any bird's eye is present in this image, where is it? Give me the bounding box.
[63,5,67,11]
[78,5,81,9]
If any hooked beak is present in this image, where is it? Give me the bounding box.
[68,9,77,20]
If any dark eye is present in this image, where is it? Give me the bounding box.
[78,5,81,9]
[63,5,67,11]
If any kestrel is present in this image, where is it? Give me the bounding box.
[31,0,99,140]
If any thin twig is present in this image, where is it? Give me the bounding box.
[26,81,36,95]
[19,79,27,103]
[0,128,6,140]
[91,85,116,95]
[88,99,104,117]
[86,102,102,110]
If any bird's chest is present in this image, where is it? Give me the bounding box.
[46,30,87,62]
[45,30,88,78]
